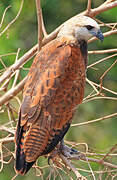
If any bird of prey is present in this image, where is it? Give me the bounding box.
[15,15,104,175]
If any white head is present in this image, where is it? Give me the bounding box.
[58,16,104,42]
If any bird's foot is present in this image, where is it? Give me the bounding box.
[58,140,81,159]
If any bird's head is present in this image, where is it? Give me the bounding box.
[58,16,104,43]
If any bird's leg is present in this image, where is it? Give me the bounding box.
[59,139,80,158]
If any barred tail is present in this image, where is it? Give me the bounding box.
[15,143,35,175]
[15,111,35,175]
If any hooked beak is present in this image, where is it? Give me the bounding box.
[90,29,104,42]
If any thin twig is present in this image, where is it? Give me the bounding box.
[0,45,37,86]
[88,53,117,68]
[88,80,117,95]
[0,77,27,106]
[41,11,48,37]
[86,78,99,94]
[88,49,117,54]
[0,0,24,37]
[0,5,11,29]
[0,126,15,135]
[35,0,43,51]
[12,48,20,88]
[0,137,14,144]
[71,112,117,127]
[83,96,117,104]
[87,0,92,12]
[99,59,117,92]
[60,154,87,180]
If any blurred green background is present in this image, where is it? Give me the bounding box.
[0,0,117,179]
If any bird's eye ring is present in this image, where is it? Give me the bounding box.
[85,25,94,30]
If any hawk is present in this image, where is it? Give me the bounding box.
[15,16,104,175]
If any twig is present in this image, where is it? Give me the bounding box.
[87,0,92,12]
[41,11,48,37]
[0,126,15,135]
[12,48,20,88]
[69,155,117,169]
[0,5,11,29]
[86,78,99,94]
[0,0,24,37]
[88,49,117,54]
[35,0,43,51]
[0,58,7,69]
[83,96,117,104]
[0,77,27,106]
[0,143,3,172]
[88,80,117,95]
[80,156,117,169]
[88,54,117,68]
[0,137,14,144]
[0,53,17,58]
[99,59,117,92]
[71,112,117,127]
[0,45,37,86]
[60,154,87,180]
[100,144,117,162]
[82,1,117,17]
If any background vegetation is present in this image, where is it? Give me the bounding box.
[0,0,117,179]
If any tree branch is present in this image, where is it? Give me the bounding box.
[71,112,117,127]
[88,48,117,54]
[35,0,43,51]
[0,1,117,87]
[87,0,92,12]
[0,45,37,86]
[60,154,87,180]
[0,76,27,106]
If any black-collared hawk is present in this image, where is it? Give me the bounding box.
[15,16,104,175]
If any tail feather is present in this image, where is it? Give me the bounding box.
[15,111,35,175]
[15,144,35,175]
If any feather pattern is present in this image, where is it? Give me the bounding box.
[15,38,87,174]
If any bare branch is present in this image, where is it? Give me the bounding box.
[99,59,117,91]
[0,137,14,144]
[87,0,92,12]
[60,154,87,180]
[88,54,117,68]
[83,96,117,104]
[88,49,117,54]
[86,78,99,94]
[0,0,24,37]
[71,112,117,127]
[88,80,117,95]
[0,126,15,135]
[0,77,27,106]
[12,48,20,88]
[0,5,11,29]
[82,0,117,17]
[35,0,43,51]
[80,156,117,169]
[41,12,48,37]
[0,45,37,86]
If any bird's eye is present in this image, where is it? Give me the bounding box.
[85,25,94,30]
